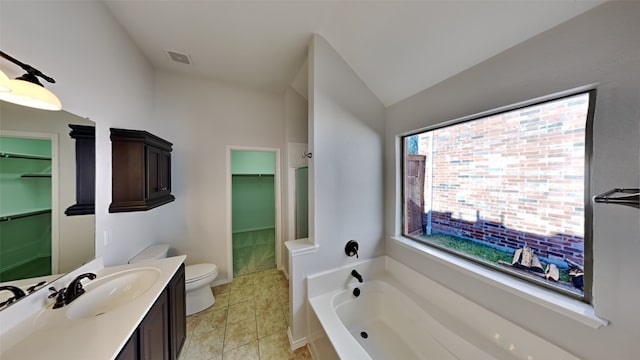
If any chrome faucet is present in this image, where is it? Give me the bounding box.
[0,285,27,308]
[351,269,363,283]
[63,273,97,305]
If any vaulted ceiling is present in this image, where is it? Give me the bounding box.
[104,1,604,106]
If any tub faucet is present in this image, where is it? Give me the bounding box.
[351,269,363,283]
[0,285,27,307]
[64,273,97,305]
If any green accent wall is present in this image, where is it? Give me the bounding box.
[0,137,51,157]
[0,137,52,280]
[232,175,275,232]
[231,150,276,233]
[231,150,276,175]
[0,137,52,214]
[295,166,308,239]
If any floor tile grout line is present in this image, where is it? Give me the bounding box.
[185,268,304,360]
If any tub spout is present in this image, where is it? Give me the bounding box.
[351,269,363,283]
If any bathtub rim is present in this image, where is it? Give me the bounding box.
[390,236,609,329]
[309,286,371,359]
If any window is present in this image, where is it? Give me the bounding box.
[402,90,595,301]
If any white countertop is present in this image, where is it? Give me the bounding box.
[0,255,185,360]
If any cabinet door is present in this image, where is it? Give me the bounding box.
[169,264,186,360]
[146,146,162,200]
[159,150,172,198]
[139,290,169,360]
[116,331,138,360]
[146,147,171,200]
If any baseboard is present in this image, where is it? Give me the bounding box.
[280,265,290,280]
[210,278,230,288]
[287,327,307,351]
[308,342,320,360]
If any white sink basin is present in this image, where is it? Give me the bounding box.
[66,268,161,320]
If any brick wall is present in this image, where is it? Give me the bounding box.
[417,93,588,265]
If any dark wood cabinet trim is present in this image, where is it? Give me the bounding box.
[65,124,95,216]
[110,128,173,151]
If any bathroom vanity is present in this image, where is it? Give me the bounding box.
[117,263,185,360]
[0,256,186,360]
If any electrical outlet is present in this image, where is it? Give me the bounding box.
[103,230,112,246]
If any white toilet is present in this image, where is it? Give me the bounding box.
[129,244,218,316]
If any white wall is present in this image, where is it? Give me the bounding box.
[151,71,284,282]
[283,86,308,275]
[288,34,385,344]
[385,2,640,359]
[284,87,308,145]
[0,1,166,266]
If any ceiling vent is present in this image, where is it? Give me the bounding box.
[165,49,192,65]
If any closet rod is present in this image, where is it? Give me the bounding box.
[231,174,274,177]
[0,209,52,222]
[0,152,51,161]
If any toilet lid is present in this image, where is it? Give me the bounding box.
[186,263,217,282]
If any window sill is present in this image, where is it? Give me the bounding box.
[390,236,609,329]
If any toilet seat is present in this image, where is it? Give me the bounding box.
[186,263,217,283]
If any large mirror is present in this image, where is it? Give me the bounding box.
[0,101,95,310]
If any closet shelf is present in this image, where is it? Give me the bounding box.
[21,174,52,178]
[232,173,275,177]
[0,152,51,161]
[0,209,52,222]
[593,188,639,209]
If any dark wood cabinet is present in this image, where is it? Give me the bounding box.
[64,124,95,216]
[168,264,186,360]
[140,290,169,360]
[109,128,175,213]
[117,332,138,360]
[116,264,186,360]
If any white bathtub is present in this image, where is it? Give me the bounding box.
[307,256,580,360]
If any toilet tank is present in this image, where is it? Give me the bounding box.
[128,244,170,263]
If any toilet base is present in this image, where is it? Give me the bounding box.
[186,286,215,316]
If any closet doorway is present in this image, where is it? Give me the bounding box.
[0,131,59,281]
[228,148,281,278]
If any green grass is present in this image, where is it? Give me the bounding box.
[418,233,571,283]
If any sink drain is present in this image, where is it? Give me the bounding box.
[360,331,368,339]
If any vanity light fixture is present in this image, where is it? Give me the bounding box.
[0,69,11,92]
[0,50,62,111]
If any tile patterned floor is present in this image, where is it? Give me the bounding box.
[179,268,312,360]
